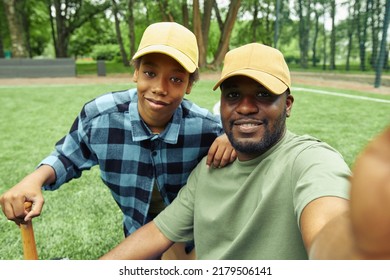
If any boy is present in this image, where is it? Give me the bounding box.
[0,22,234,257]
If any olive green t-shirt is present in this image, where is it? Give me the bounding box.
[154,130,351,259]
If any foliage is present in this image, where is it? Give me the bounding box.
[90,44,120,61]
[68,17,116,59]
[26,0,51,56]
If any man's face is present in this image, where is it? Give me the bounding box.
[220,76,293,161]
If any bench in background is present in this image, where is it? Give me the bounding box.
[0,58,76,78]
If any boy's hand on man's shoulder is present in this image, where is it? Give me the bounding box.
[206,134,237,168]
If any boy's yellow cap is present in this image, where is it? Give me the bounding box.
[213,43,291,94]
[132,22,199,73]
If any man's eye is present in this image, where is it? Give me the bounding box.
[226,91,240,99]
[257,92,271,98]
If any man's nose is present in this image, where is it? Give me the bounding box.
[236,96,258,114]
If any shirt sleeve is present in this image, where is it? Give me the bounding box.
[39,110,98,190]
[291,142,351,227]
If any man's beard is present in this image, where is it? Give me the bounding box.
[225,109,287,157]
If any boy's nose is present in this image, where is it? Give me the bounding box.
[152,77,168,95]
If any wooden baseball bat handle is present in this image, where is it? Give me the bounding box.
[20,201,38,260]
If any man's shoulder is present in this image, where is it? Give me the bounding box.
[180,98,221,124]
[282,130,346,162]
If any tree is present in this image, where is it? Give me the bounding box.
[345,0,357,71]
[374,0,389,87]
[127,0,135,59]
[0,2,6,57]
[356,0,370,71]
[370,0,384,68]
[297,0,311,68]
[274,0,281,48]
[2,0,28,57]
[329,0,336,70]
[201,0,214,61]
[48,0,111,58]
[111,0,129,66]
[311,0,323,67]
[210,0,241,68]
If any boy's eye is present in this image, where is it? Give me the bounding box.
[171,77,183,84]
[144,71,156,78]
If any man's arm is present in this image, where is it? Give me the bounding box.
[302,126,390,259]
[99,221,174,260]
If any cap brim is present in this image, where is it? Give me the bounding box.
[132,45,197,73]
[213,69,288,94]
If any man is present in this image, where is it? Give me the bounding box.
[100,43,389,260]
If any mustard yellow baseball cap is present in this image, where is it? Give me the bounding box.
[213,43,291,94]
[132,22,199,73]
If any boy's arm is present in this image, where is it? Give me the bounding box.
[206,134,237,168]
[0,164,55,224]
[99,221,174,260]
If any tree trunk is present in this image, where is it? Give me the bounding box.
[202,0,213,58]
[181,0,189,28]
[251,0,259,42]
[374,0,389,88]
[3,0,28,57]
[20,0,32,58]
[210,0,241,68]
[370,0,380,68]
[263,0,272,46]
[345,1,356,71]
[112,0,129,67]
[127,0,135,59]
[322,11,327,70]
[47,0,58,57]
[298,0,310,68]
[158,0,174,22]
[50,0,110,58]
[274,0,281,48]
[312,10,320,67]
[53,0,68,57]
[329,0,336,70]
[0,5,5,58]
[193,0,206,67]
[356,0,369,71]
[213,0,223,31]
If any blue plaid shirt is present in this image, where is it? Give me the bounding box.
[40,88,223,236]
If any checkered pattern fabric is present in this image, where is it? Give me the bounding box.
[40,88,223,236]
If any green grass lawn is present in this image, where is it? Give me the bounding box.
[0,79,389,260]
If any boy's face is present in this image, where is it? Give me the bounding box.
[133,53,193,133]
[220,75,293,161]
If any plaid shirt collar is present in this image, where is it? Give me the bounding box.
[129,94,181,144]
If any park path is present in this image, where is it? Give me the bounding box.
[0,71,389,95]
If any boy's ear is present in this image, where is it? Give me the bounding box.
[185,82,194,95]
[133,69,139,82]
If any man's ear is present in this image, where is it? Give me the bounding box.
[133,69,139,83]
[286,94,294,117]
